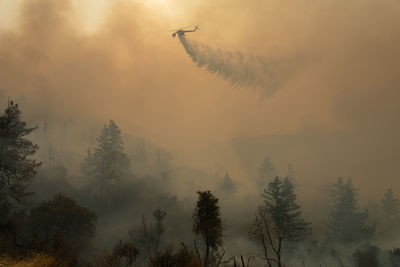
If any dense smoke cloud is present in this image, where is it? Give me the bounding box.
[179,35,295,98]
[0,0,400,199]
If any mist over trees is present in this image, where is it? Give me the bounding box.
[0,0,399,264]
[1,100,400,267]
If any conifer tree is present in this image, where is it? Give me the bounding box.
[262,176,311,242]
[82,120,130,199]
[327,177,374,244]
[382,188,399,218]
[0,101,41,202]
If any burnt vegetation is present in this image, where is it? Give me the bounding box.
[0,101,400,267]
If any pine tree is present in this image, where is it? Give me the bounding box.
[382,188,399,218]
[262,176,311,242]
[0,101,41,202]
[327,177,374,244]
[82,120,130,199]
[258,156,276,188]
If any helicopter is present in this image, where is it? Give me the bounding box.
[171,25,199,37]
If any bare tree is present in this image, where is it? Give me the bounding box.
[129,208,167,262]
[251,207,282,267]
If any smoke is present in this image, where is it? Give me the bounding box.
[178,35,296,98]
[1,0,400,201]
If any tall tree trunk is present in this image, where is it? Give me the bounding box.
[205,238,210,267]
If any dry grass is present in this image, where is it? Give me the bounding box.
[0,254,57,267]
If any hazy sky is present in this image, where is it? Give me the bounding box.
[1,0,399,197]
[0,0,315,145]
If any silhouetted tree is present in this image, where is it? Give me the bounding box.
[258,156,276,188]
[82,120,130,199]
[382,188,399,218]
[193,190,223,267]
[262,176,311,242]
[28,194,97,260]
[0,101,41,202]
[327,177,374,244]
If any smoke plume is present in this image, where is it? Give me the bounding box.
[179,35,295,98]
